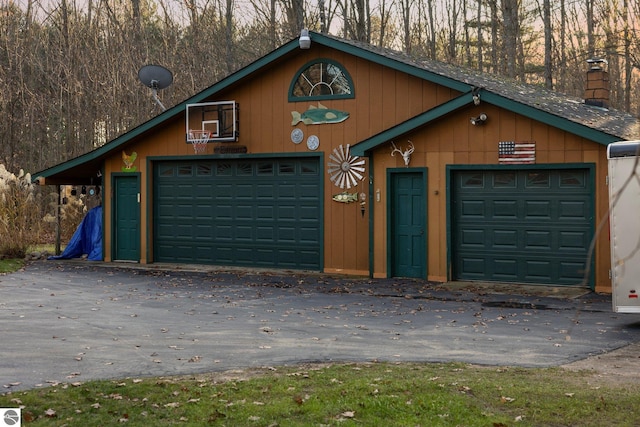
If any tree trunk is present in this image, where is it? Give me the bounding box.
[477,0,483,71]
[501,0,518,78]
[543,0,552,89]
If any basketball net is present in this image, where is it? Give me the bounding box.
[189,130,211,154]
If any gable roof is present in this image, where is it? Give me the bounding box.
[324,35,638,155]
[36,31,639,184]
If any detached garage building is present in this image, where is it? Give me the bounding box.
[35,32,639,293]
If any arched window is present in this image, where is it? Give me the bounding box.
[289,59,355,101]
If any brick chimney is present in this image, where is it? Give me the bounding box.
[584,58,609,108]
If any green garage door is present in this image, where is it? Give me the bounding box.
[154,157,322,270]
[452,168,593,286]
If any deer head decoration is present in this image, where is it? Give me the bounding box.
[390,140,415,167]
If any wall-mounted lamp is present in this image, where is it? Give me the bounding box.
[470,113,487,126]
[299,29,311,49]
[472,87,481,105]
[359,192,366,217]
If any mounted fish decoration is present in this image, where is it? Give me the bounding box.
[292,103,350,125]
[332,191,359,203]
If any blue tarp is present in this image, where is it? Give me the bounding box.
[48,206,103,261]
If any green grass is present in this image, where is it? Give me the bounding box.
[0,258,23,273]
[1,362,638,426]
[0,245,62,273]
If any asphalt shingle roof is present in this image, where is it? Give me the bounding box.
[333,35,640,141]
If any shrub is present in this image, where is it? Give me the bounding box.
[42,188,88,243]
[0,164,43,258]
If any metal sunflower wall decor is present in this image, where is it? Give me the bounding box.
[327,144,366,189]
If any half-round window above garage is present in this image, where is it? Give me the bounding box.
[289,59,355,101]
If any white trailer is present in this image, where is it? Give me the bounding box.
[607,141,640,313]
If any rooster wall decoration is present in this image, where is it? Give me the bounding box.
[122,151,138,172]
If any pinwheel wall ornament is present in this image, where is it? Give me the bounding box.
[327,144,366,189]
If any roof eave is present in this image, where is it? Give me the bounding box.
[351,90,622,156]
[351,92,474,156]
[482,92,623,145]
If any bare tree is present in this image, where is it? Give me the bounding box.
[397,0,411,53]
[501,0,519,77]
[543,0,552,88]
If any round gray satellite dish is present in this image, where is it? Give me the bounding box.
[138,64,173,89]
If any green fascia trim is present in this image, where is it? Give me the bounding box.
[447,162,595,172]
[36,40,302,179]
[445,167,453,281]
[481,92,620,145]
[351,92,473,156]
[146,151,321,162]
[312,34,472,93]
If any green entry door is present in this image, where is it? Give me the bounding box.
[389,170,427,278]
[153,157,322,270]
[451,168,593,286]
[113,174,140,261]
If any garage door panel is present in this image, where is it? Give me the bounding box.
[154,158,321,270]
[493,230,517,247]
[461,229,485,246]
[559,231,589,251]
[453,169,593,285]
[524,230,551,249]
[558,200,588,219]
[523,260,553,280]
[194,225,212,239]
[524,201,551,218]
[493,200,518,217]
[559,261,586,280]
[493,259,518,278]
[460,257,484,276]
[461,200,485,217]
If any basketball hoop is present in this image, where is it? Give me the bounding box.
[188,130,211,154]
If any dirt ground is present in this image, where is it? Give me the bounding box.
[561,342,640,386]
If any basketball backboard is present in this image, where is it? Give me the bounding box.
[186,101,239,143]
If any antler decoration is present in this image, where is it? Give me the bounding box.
[390,141,415,167]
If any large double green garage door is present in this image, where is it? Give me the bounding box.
[153,157,322,270]
[452,168,594,286]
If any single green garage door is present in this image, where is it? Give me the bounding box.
[154,157,322,269]
[451,168,593,286]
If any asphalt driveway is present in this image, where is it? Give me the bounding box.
[2,260,640,392]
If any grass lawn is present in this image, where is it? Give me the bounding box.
[1,362,638,426]
[0,258,23,273]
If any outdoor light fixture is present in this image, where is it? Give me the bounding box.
[472,87,481,105]
[299,29,311,49]
[470,113,487,126]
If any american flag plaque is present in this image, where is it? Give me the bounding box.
[498,141,536,164]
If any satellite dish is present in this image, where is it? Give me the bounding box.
[138,64,173,111]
